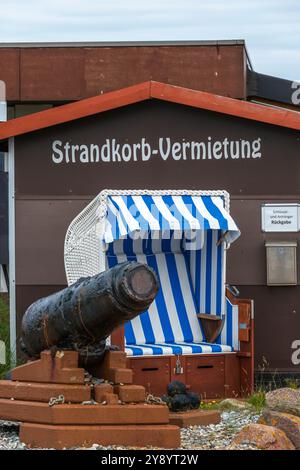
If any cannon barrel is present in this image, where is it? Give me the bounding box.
[20,261,159,365]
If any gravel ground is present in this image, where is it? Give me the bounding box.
[0,410,261,450]
[180,410,261,450]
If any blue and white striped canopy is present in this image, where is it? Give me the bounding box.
[103,194,240,246]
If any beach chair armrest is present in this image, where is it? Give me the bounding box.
[197,314,225,344]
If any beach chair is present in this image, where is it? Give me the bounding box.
[64,190,254,397]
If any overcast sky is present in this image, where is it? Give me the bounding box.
[0,0,299,80]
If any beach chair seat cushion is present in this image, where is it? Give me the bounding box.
[125,341,234,356]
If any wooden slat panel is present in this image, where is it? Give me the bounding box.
[129,356,171,396]
[239,328,250,342]
[186,355,225,399]
[224,354,240,397]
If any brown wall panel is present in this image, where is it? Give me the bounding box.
[15,199,89,285]
[0,44,246,102]
[238,285,300,372]
[228,198,300,286]
[14,101,300,198]
[84,45,246,99]
[20,48,86,101]
[0,49,20,101]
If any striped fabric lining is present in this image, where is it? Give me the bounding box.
[186,230,239,350]
[222,298,239,351]
[104,194,240,356]
[185,230,223,316]
[107,250,204,345]
[107,238,239,354]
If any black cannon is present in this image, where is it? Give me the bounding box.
[20,261,159,365]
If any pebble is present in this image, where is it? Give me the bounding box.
[0,410,260,450]
[180,410,261,450]
[0,421,25,450]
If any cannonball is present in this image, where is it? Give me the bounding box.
[169,393,191,412]
[186,391,201,409]
[161,394,172,408]
[167,380,187,397]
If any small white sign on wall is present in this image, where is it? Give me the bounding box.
[262,204,300,232]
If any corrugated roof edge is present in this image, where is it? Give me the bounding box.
[1,80,300,141]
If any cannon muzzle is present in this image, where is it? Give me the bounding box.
[20,261,159,365]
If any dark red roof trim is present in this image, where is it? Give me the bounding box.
[1,81,300,141]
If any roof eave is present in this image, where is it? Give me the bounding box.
[1,80,300,141]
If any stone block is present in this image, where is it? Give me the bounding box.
[104,394,119,405]
[114,385,146,403]
[20,423,181,449]
[0,399,169,425]
[169,409,221,427]
[11,351,85,384]
[108,368,133,384]
[87,351,127,380]
[0,380,90,403]
[94,383,113,402]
